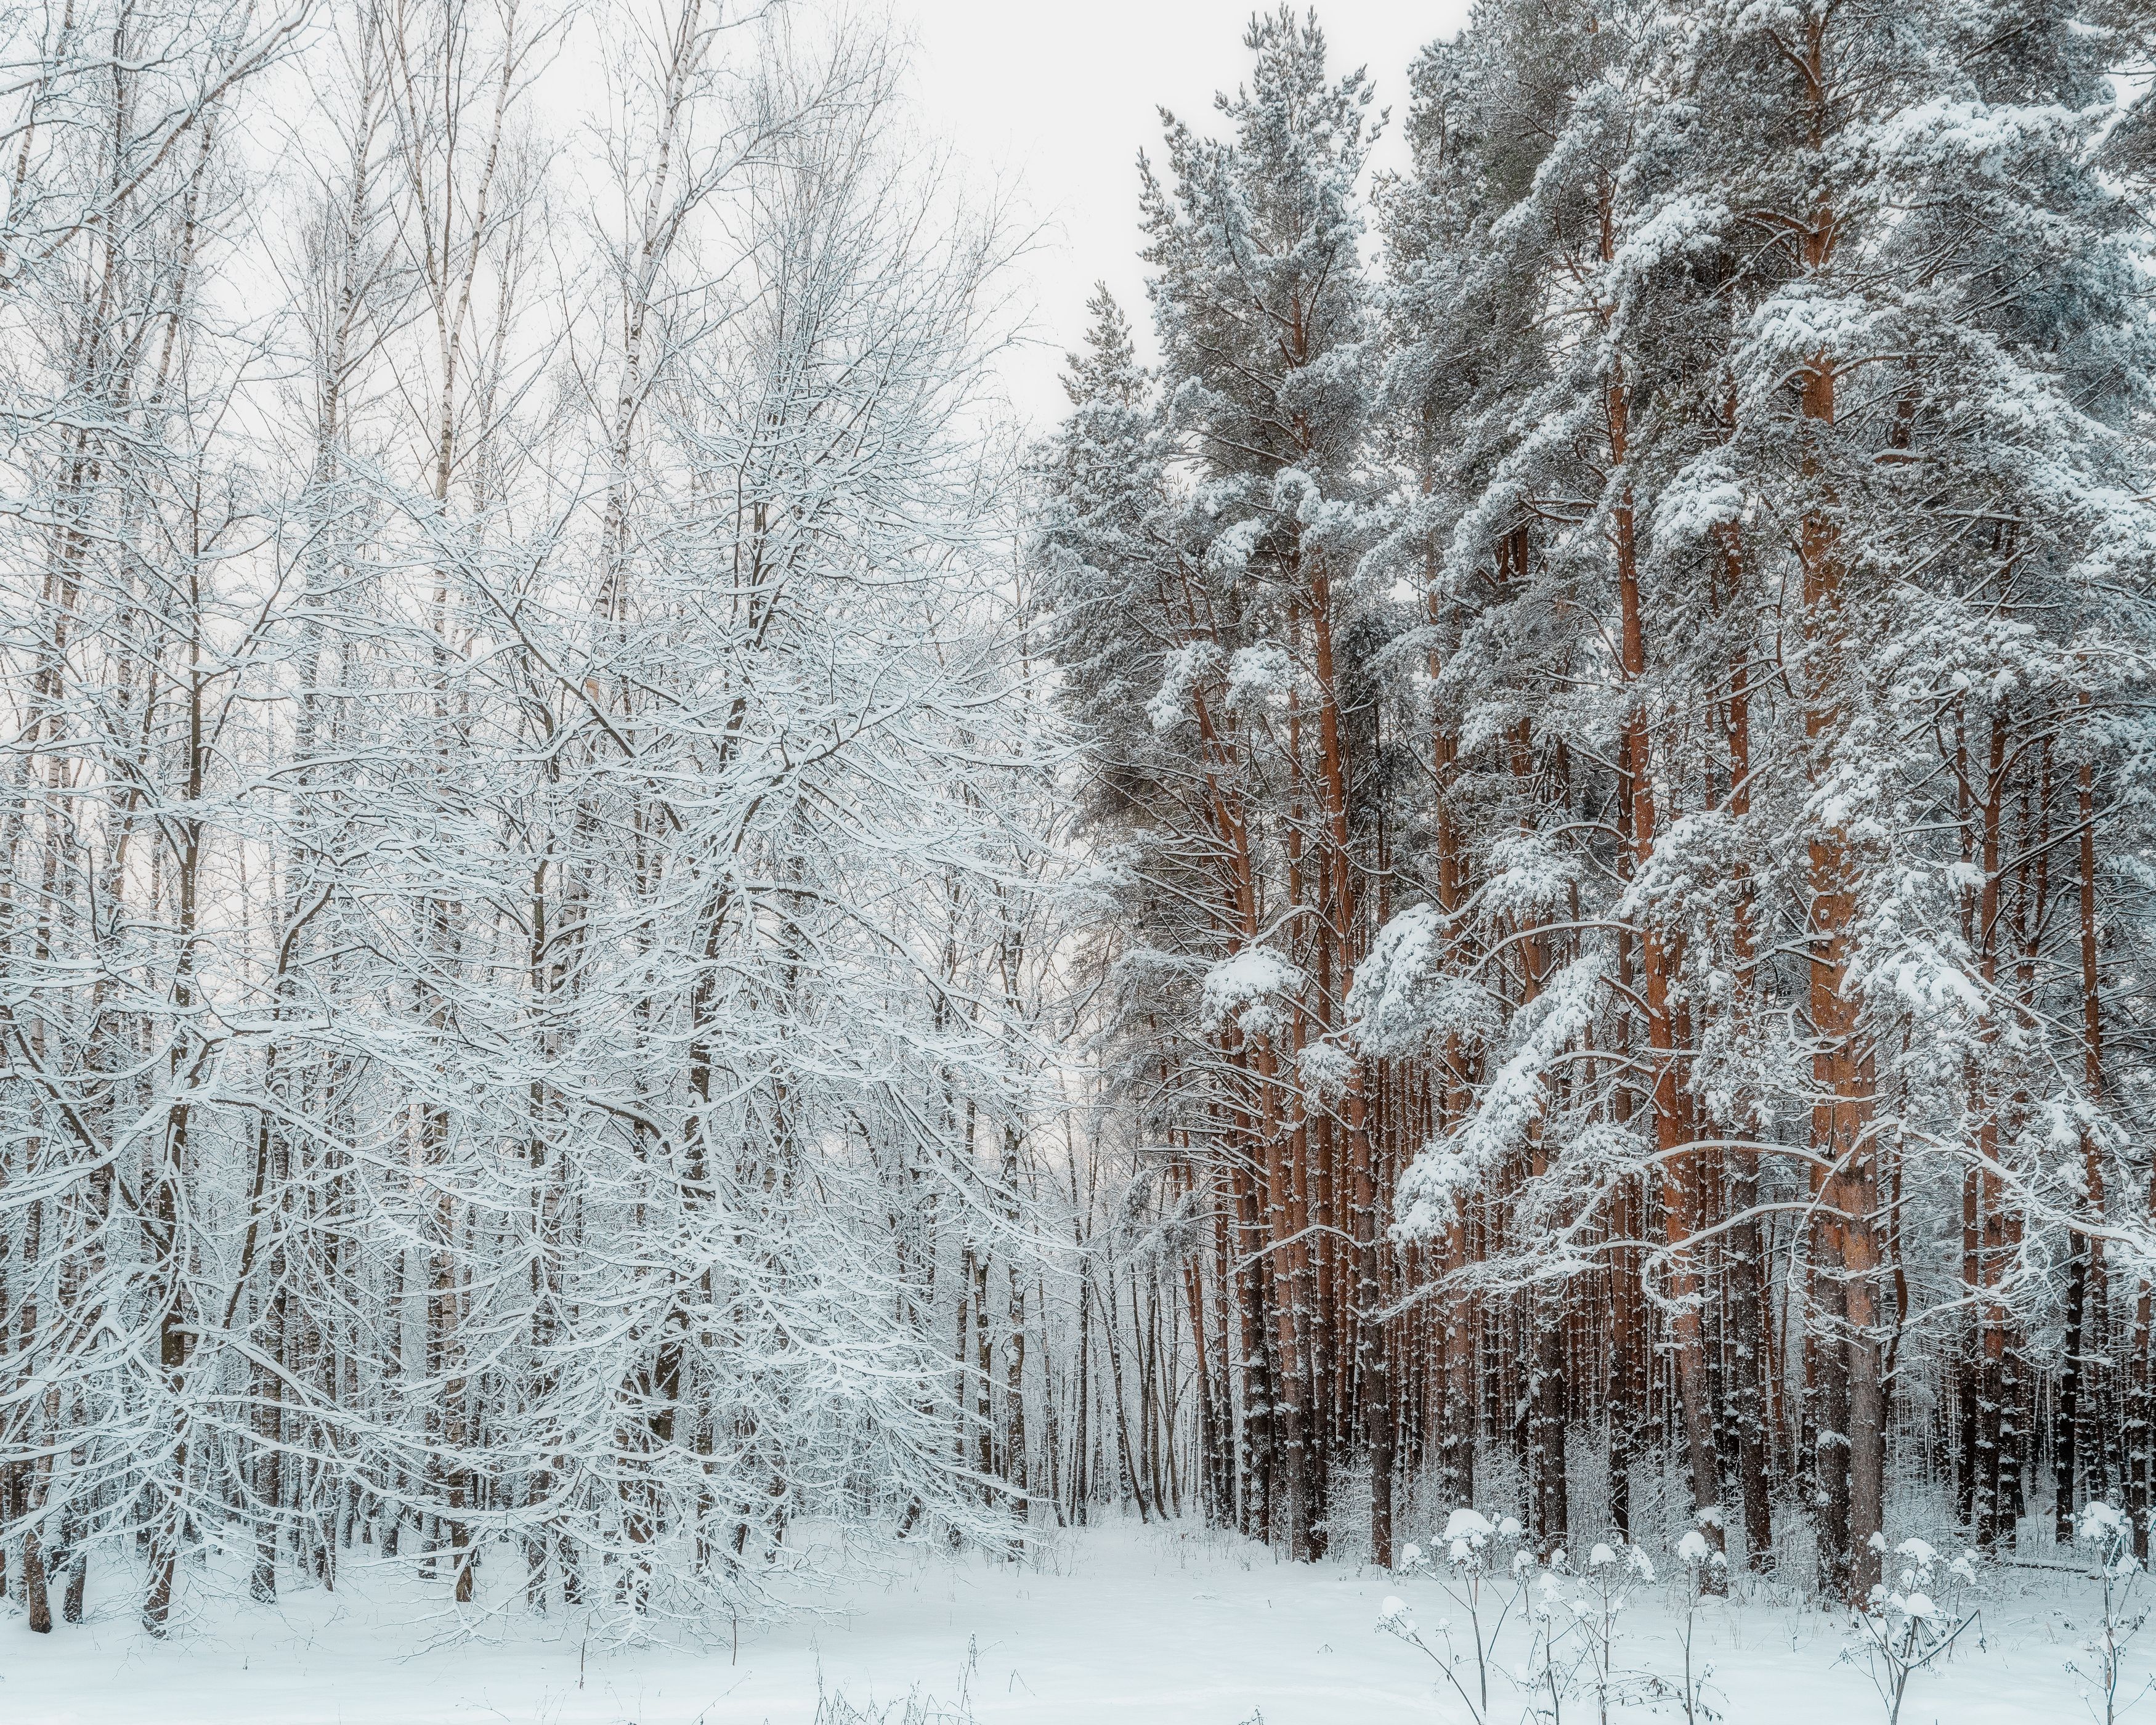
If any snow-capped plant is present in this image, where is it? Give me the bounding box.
[1846,1539,1980,1725]
[2066,1502,2154,1724]
[1673,1529,1726,1725]
[1503,1538,1693,1725]
[1380,1508,1533,1723]
[1927,1544,1985,1644]
[1522,1567,1574,1723]
[1570,1541,1658,1724]
[1377,1586,1494,1725]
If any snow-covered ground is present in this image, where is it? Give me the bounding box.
[0,1521,2125,1723]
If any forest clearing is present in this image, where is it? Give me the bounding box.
[0,1517,2132,1724]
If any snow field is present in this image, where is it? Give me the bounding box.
[0,1521,2123,1724]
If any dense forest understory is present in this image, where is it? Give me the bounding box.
[4,0,2156,1647]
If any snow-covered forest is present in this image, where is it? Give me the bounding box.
[7,0,2156,1715]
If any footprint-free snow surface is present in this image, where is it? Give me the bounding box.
[0,1524,2116,1721]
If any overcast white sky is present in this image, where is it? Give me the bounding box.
[891,1,1472,428]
